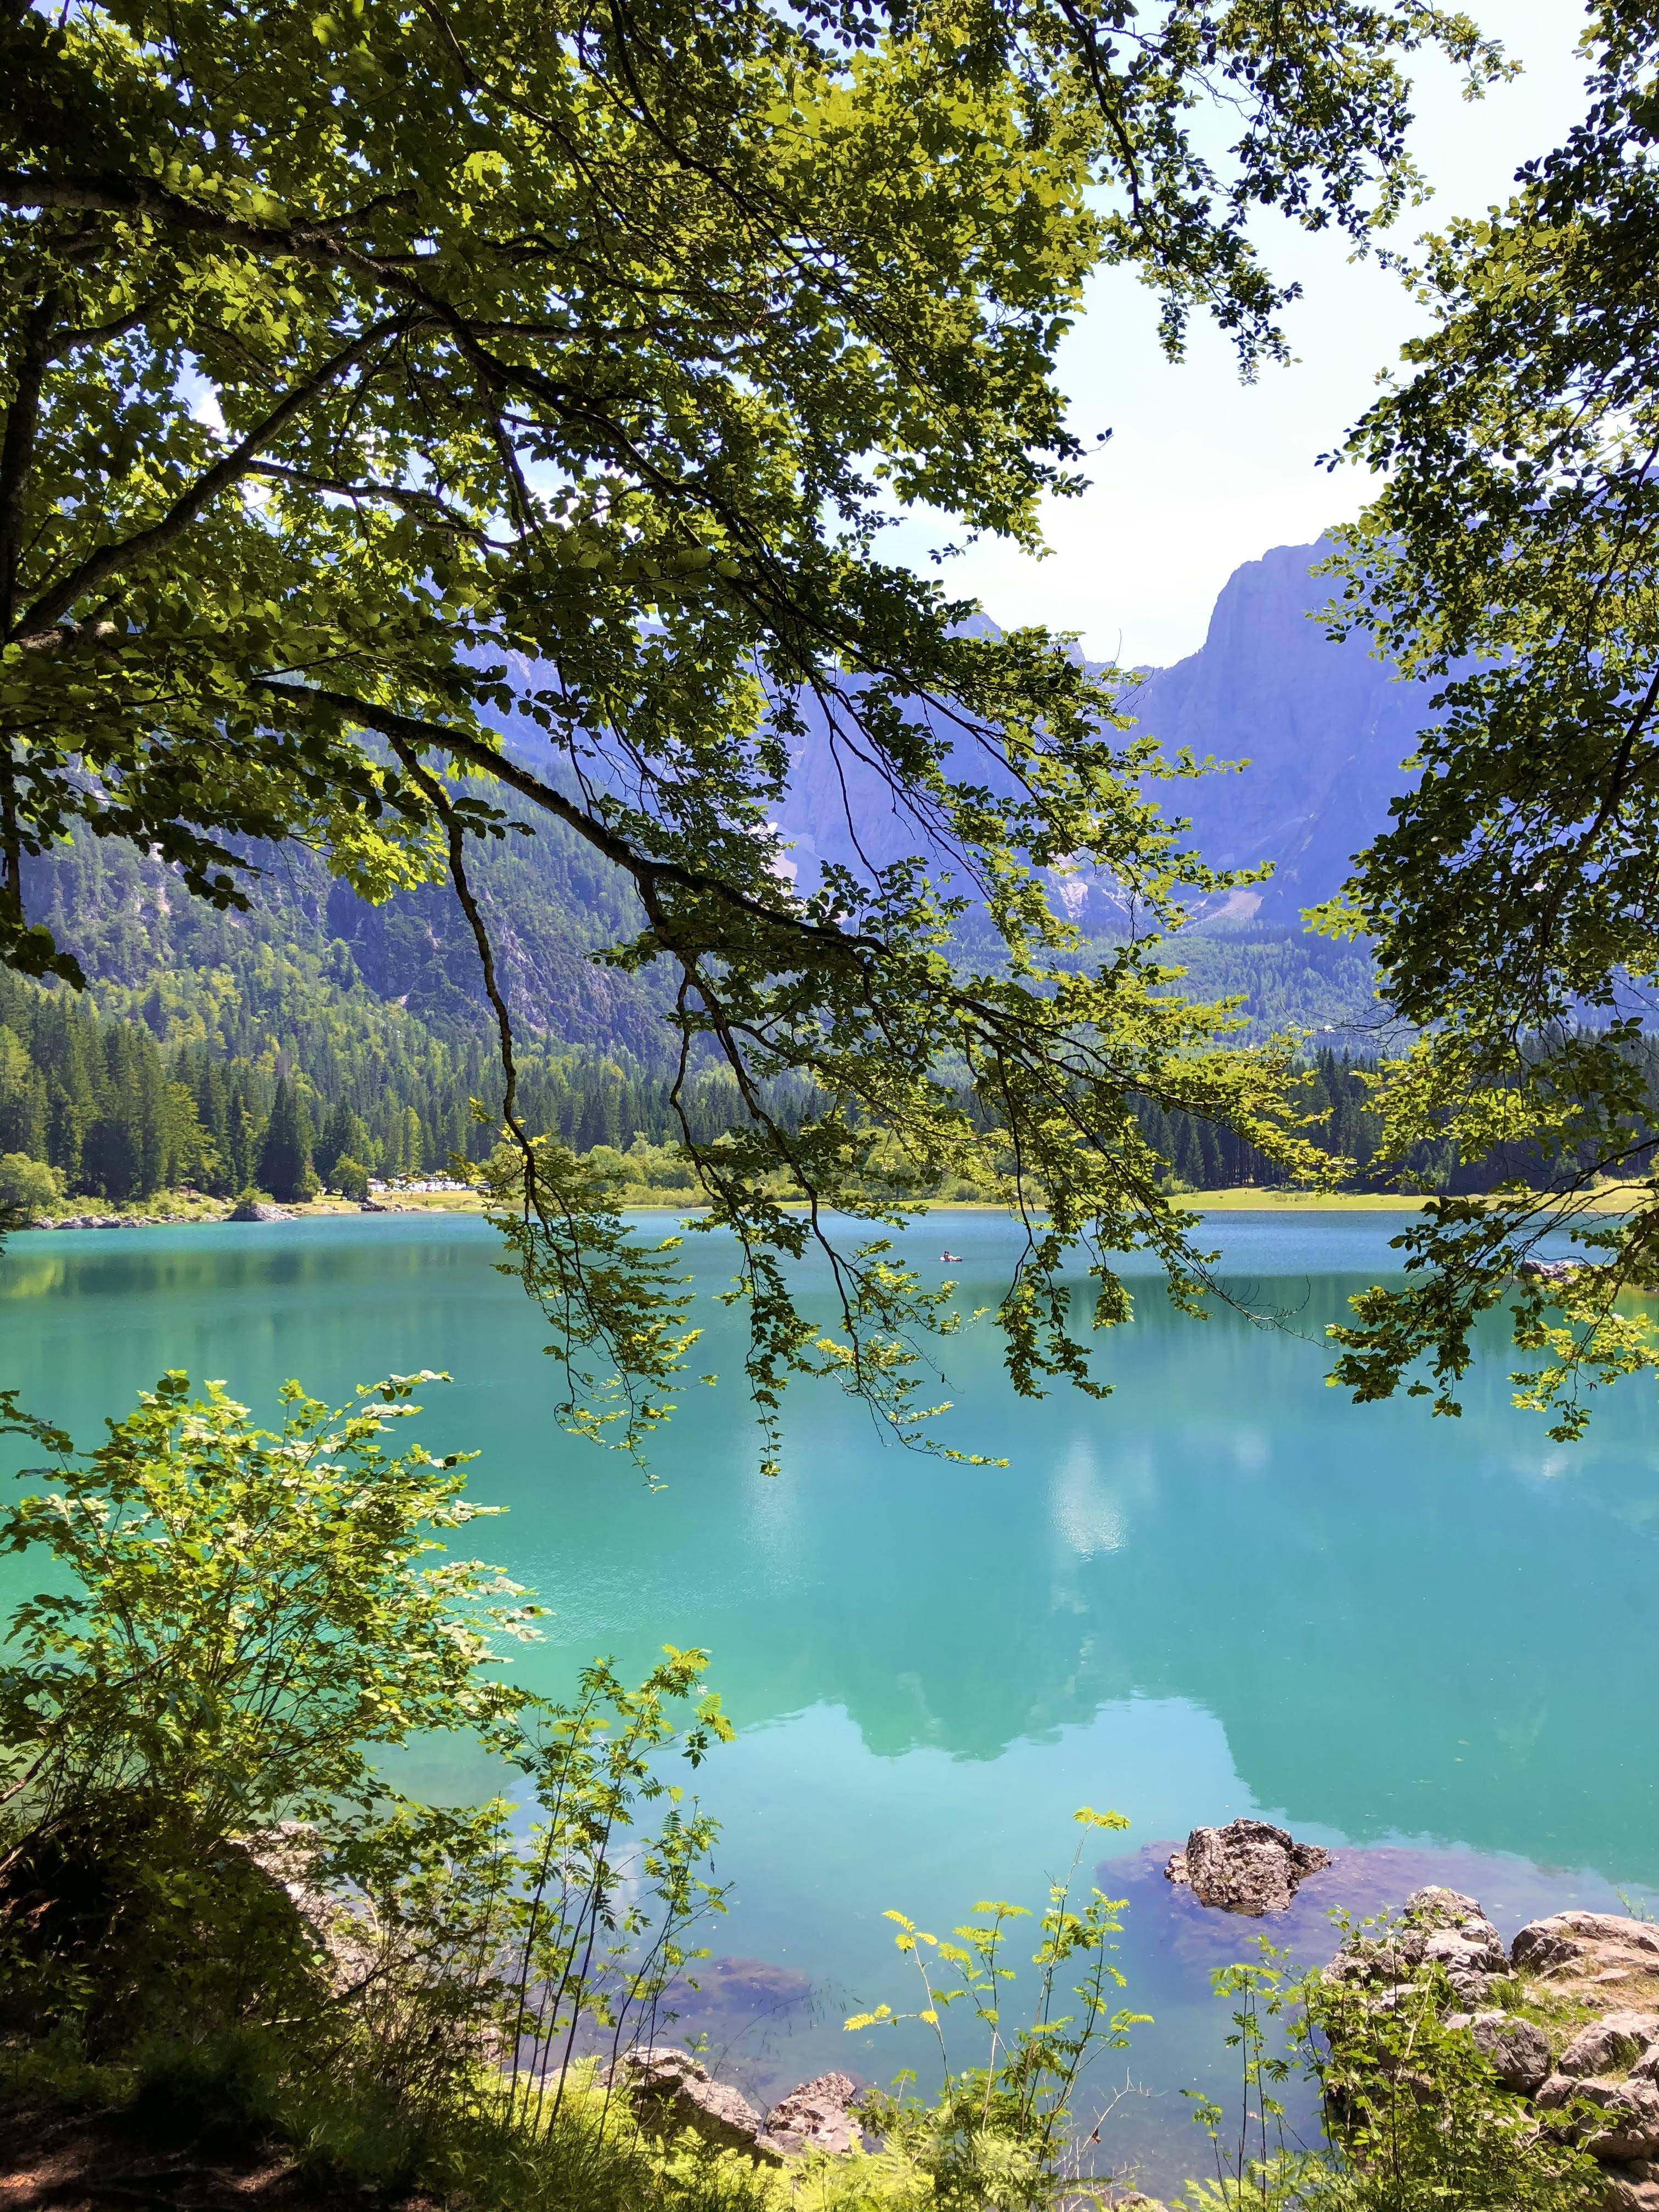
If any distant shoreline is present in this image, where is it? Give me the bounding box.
[10,1183,1645,1233]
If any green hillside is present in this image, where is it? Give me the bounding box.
[1,831,753,1204]
[21,807,672,1056]
[1148,923,1385,1043]
[0,820,1395,1212]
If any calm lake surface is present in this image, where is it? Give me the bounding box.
[3,1210,1656,2193]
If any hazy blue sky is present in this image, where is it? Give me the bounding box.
[888,1,1592,668]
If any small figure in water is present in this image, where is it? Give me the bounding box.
[939,1250,964,1263]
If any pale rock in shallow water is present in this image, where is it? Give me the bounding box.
[611,2048,786,2162]
[235,1821,374,1992]
[765,2072,864,2154]
[1164,1819,1330,1917]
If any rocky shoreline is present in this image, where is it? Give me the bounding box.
[606,1865,1659,2207]
[1154,1819,1659,2211]
[1327,1886,1659,2210]
[15,1199,425,1229]
[609,2050,869,2163]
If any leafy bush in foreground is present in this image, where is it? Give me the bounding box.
[0,1374,729,2140]
[1180,1937,1603,2212]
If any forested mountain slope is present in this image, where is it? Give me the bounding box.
[20,809,666,1057]
[2,837,742,1201]
[13,534,1648,1211]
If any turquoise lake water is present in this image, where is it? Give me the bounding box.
[3,1210,1656,2193]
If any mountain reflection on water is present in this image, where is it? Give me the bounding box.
[4,1210,1655,2192]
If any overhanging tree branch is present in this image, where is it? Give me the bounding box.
[9,315,427,641]
[268,681,891,962]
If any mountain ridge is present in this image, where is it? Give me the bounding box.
[760,535,1429,937]
[14,538,1419,1063]
[1130,536,1429,924]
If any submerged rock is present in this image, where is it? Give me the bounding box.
[1165,1819,1331,1917]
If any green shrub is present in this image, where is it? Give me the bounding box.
[0,1150,62,1216]
[1179,1932,1605,2212]
[331,1154,371,1200]
[1300,1960,1604,2212]
[0,1370,543,2049]
[846,1809,1147,2212]
[0,1365,740,2187]
[0,1371,535,1843]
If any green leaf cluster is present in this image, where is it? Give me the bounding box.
[844,1809,1147,2212]
[0,1369,536,1836]
[1308,3,1659,1436]
[0,1370,736,2119]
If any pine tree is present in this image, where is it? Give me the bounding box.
[315,1099,370,1183]
[0,1027,46,1156]
[257,1077,317,1203]
[225,1076,257,1194]
[1174,1119,1204,1189]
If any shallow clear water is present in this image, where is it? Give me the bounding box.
[3,1211,1656,2193]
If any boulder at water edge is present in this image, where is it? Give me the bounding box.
[1165,1819,1331,1916]
[610,2048,787,2162]
[765,2071,864,2154]
[1330,1895,1659,2210]
[1512,1912,1659,1984]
